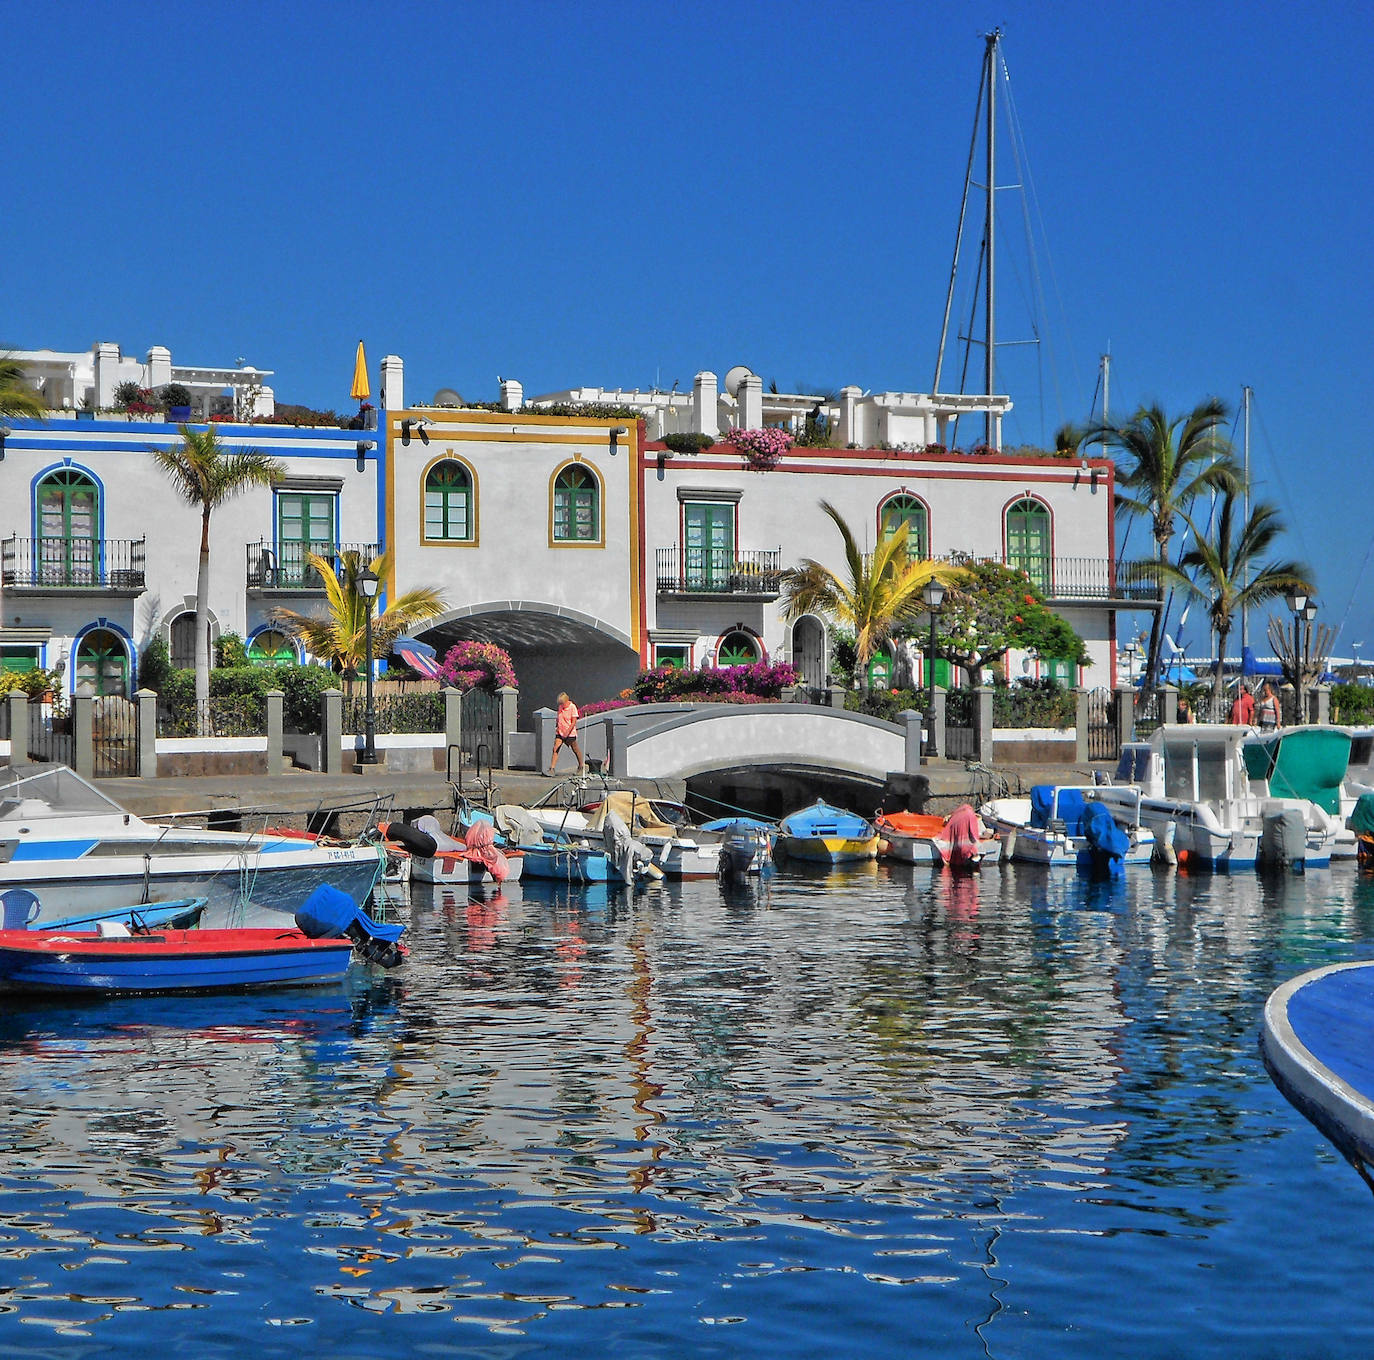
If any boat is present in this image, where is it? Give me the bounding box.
[525,784,723,878]
[1094,724,1339,871]
[983,785,1153,869]
[0,764,385,926]
[382,816,525,885]
[1261,961,1374,1178]
[0,890,206,934]
[1243,725,1360,859]
[876,806,1001,868]
[701,816,775,876]
[0,882,405,996]
[775,800,879,865]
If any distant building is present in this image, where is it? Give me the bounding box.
[4,342,275,421]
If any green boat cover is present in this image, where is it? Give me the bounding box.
[1349,792,1374,837]
[1243,728,1352,814]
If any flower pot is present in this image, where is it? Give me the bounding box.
[169,405,192,421]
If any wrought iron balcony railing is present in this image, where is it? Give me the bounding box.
[1,536,146,590]
[246,540,380,590]
[655,546,783,597]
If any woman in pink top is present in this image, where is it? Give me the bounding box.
[549,692,585,775]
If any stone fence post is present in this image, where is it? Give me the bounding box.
[899,709,924,774]
[497,685,518,769]
[1115,685,1136,747]
[1314,683,1331,726]
[1160,685,1179,725]
[534,706,555,775]
[266,690,285,775]
[606,712,629,776]
[73,686,95,780]
[928,686,946,760]
[975,685,995,764]
[6,692,28,764]
[443,687,462,771]
[321,688,344,775]
[1074,687,1090,763]
[136,688,158,778]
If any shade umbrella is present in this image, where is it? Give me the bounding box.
[350,341,370,402]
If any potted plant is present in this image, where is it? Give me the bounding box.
[160,382,194,422]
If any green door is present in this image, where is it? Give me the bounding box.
[921,658,953,689]
[1007,499,1051,594]
[75,629,128,698]
[277,493,335,586]
[684,503,734,589]
[38,470,98,585]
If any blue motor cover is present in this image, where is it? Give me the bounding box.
[1030,786,1087,834]
[1076,801,1129,878]
[295,883,406,967]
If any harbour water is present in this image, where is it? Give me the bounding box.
[2,862,1373,1357]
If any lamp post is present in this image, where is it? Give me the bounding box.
[358,566,379,764]
[922,578,946,758]
[1285,588,1308,726]
[1301,600,1318,724]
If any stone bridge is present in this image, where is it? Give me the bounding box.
[535,702,924,782]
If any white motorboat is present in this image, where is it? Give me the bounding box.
[982,785,1153,868]
[1094,725,1339,871]
[0,763,385,925]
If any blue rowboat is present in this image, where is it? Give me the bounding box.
[1262,961,1374,1177]
[0,927,360,995]
[517,839,614,883]
[2,893,208,934]
[775,800,879,865]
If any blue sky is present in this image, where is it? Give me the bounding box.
[7,1,1372,656]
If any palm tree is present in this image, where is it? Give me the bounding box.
[149,426,284,728]
[779,500,964,689]
[0,357,43,419]
[271,548,445,679]
[1085,398,1242,692]
[1166,492,1312,712]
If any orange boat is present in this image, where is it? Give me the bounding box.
[876,807,1001,868]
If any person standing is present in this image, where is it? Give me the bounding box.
[548,692,585,775]
[1229,685,1256,725]
[1257,681,1281,731]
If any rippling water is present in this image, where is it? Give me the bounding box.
[2,863,1373,1357]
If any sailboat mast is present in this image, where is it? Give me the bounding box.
[984,28,999,447]
[1240,385,1252,657]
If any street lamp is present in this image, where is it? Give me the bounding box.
[358,565,379,764]
[922,578,946,758]
[1299,600,1318,724]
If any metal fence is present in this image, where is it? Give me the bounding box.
[159,696,267,738]
[92,697,138,776]
[460,688,501,761]
[1086,687,1119,762]
[342,690,446,734]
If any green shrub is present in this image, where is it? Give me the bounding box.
[662,432,714,455]
[278,664,335,733]
[992,681,1078,728]
[140,635,172,694]
[1332,683,1374,725]
[159,382,193,409]
[215,632,248,668]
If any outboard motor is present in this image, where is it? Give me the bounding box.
[1076,801,1129,879]
[295,883,407,968]
[1260,807,1307,873]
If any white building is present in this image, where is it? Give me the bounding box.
[5,342,275,421]
[0,350,1140,724]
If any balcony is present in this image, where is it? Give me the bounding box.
[1,536,146,591]
[655,546,783,599]
[1007,556,1164,604]
[246,540,380,591]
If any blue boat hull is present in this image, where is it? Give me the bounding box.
[518,843,612,882]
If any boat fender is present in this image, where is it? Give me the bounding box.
[379,820,438,859]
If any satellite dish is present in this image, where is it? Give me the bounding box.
[433,387,463,406]
[724,365,754,399]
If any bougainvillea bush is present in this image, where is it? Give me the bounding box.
[725,427,794,470]
[633,661,798,703]
[435,641,518,692]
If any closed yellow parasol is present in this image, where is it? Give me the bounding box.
[350,341,370,401]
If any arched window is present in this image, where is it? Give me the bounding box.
[718,630,760,666]
[423,460,474,542]
[867,645,893,690]
[1006,498,1051,594]
[75,628,128,698]
[247,629,299,668]
[37,468,98,585]
[552,465,601,543]
[879,493,929,559]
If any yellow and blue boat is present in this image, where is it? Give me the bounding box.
[775,800,879,864]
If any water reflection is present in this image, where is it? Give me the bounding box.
[1,866,1374,1355]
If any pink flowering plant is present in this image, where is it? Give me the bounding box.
[435,640,518,692]
[726,427,794,470]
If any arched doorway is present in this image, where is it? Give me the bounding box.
[75,628,129,698]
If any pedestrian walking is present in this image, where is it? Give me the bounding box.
[1257,681,1281,731]
[1229,685,1256,725]
[548,692,585,775]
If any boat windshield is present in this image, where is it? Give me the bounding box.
[0,764,128,821]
